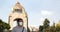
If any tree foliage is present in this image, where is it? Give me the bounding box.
[39,18,60,32]
[39,18,50,32]
[39,25,43,32]
[0,19,10,30]
[43,18,50,29]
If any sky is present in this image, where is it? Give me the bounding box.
[0,0,60,28]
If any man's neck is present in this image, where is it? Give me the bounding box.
[18,26,23,28]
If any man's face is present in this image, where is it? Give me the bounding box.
[17,20,23,26]
[19,22,23,26]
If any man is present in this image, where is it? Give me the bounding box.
[12,19,27,32]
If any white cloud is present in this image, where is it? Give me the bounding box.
[41,10,53,16]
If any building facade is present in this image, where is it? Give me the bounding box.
[8,2,28,30]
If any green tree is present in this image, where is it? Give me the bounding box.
[55,24,60,32]
[43,18,50,32]
[43,18,50,29]
[39,25,43,32]
[0,19,10,30]
[0,19,4,32]
[49,26,56,32]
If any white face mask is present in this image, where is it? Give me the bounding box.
[19,22,23,26]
